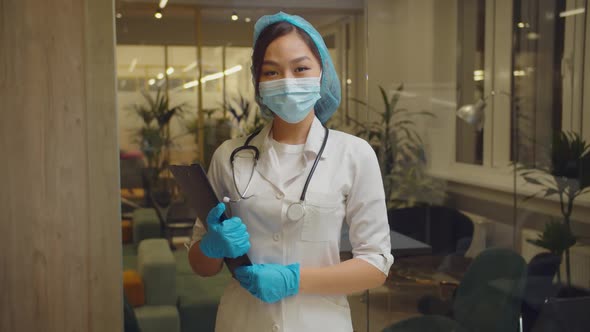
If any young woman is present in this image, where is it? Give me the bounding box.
[187,12,393,332]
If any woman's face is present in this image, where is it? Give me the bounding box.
[259,31,321,83]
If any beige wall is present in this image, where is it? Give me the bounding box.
[366,0,458,170]
[0,0,122,331]
[117,17,256,47]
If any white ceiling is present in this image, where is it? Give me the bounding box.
[123,0,364,10]
[117,0,362,29]
[200,8,350,28]
[116,0,363,46]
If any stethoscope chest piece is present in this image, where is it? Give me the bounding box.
[287,202,305,221]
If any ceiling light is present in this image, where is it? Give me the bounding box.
[128,58,137,73]
[157,73,164,80]
[527,32,540,40]
[148,79,156,86]
[513,70,526,77]
[231,12,238,21]
[158,0,168,9]
[473,69,484,81]
[183,81,199,89]
[457,91,512,131]
[346,79,352,85]
[182,61,197,72]
[457,99,486,131]
[224,65,242,75]
[183,65,243,89]
[155,9,163,19]
[201,72,224,83]
[559,8,585,18]
[116,13,123,19]
[517,22,525,28]
[166,67,175,75]
[245,17,251,23]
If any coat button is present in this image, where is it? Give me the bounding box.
[272,324,280,332]
[272,233,281,241]
[276,192,284,199]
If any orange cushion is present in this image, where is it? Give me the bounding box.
[121,188,145,200]
[122,220,133,244]
[123,270,145,307]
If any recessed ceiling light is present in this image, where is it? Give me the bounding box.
[231,11,238,21]
[155,9,163,19]
[116,13,122,19]
[245,17,251,23]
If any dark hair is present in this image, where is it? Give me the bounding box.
[252,21,322,97]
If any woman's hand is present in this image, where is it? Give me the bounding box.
[199,203,251,259]
[234,263,300,303]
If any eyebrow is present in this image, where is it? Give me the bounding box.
[262,56,312,66]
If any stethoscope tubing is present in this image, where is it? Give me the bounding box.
[227,125,329,219]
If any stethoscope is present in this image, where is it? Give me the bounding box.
[223,125,329,222]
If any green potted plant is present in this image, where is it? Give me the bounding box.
[184,107,220,169]
[128,87,186,205]
[526,220,572,283]
[185,95,267,169]
[518,131,590,290]
[225,94,267,136]
[349,84,446,209]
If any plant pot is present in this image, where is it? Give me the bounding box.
[555,284,590,298]
[387,206,429,242]
[531,291,590,332]
[203,118,233,170]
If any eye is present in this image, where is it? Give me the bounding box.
[262,70,278,77]
[294,66,310,73]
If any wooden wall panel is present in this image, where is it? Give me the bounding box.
[0,0,122,331]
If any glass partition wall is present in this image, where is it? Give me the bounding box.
[115,3,370,332]
[366,0,589,331]
[116,1,590,331]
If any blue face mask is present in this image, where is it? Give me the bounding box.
[259,76,321,124]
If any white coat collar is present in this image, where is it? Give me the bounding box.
[248,116,329,190]
[248,116,329,159]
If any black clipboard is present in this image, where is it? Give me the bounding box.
[169,164,252,274]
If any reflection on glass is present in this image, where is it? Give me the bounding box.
[512,0,566,167]
[513,3,590,332]
[114,3,589,332]
[366,1,589,332]
[455,0,485,165]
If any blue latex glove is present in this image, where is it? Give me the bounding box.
[234,263,300,303]
[199,202,250,259]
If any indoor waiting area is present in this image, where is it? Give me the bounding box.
[3,0,590,332]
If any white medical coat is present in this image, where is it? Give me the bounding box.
[190,116,394,332]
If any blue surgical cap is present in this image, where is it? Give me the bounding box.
[252,12,341,124]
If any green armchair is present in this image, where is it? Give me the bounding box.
[383,248,527,332]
